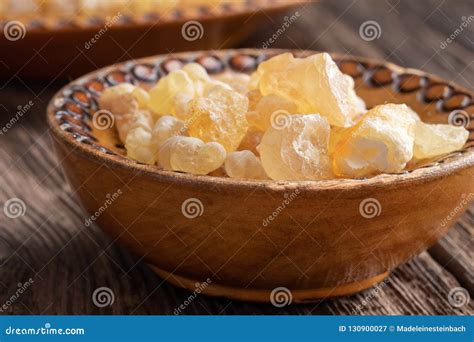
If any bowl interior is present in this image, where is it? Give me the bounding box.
[48,49,474,179]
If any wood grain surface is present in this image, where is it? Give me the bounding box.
[0,0,473,315]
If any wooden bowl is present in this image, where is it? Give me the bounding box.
[0,0,302,80]
[47,49,474,303]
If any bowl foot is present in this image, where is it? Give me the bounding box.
[148,264,389,303]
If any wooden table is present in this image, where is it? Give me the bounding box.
[0,0,472,315]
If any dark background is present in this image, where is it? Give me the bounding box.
[0,0,472,314]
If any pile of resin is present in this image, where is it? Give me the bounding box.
[98,53,469,180]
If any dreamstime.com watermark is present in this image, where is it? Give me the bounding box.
[448,287,470,308]
[351,278,390,314]
[359,198,382,219]
[270,109,292,130]
[440,15,474,49]
[92,109,115,130]
[3,197,27,219]
[84,12,122,50]
[448,109,470,128]
[262,189,300,227]
[0,100,34,136]
[92,287,115,308]
[359,20,382,41]
[3,20,26,41]
[262,12,300,49]
[440,193,474,228]
[181,20,204,41]
[270,287,293,307]
[181,197,204,219]
[174,278,212,315]
[0,278,34,313]
[4,323,85,336]
[84,189,122,227]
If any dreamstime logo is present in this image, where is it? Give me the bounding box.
[92,287,115,308]
[3,21,26,41]
[3,198,26,218]
[4,323,85,336]
[181,21,204,41]
[448,110,470,128]
[270,109,292,130]
[448,287,470,308]
[359,20,382,41]
[359,198,381,219]
[270,287,293,307]
[92,109,115,130]
[181,198,204,219]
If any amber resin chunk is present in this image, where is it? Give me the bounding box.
[258,114,333,180]
[98,83,149,116]
[333,104,416,177]
[186,84,249,152]
[225,150,268,180]
[158,136,226,175]
[255,52,365,127]
[413,123,468,159]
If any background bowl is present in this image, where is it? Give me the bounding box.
[47,49,474,302]
[0,0,302,80]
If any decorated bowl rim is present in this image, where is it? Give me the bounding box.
[46,48,474,192]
